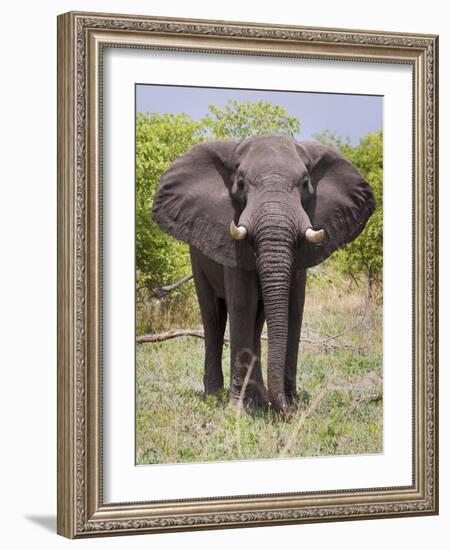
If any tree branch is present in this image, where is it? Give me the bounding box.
[136,329,208,343]
[151,274,194,298]
[136,328,366,351]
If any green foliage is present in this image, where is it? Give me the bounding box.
[310,129,352,150]
[314,130,383,290]
[201,99,300,139]
[136,102,381,293]
[136,112,203,289]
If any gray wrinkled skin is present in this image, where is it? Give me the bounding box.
[153,135,375,415]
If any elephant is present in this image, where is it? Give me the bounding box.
[152,134,375,416]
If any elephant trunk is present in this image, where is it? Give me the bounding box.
[254,202,298,415]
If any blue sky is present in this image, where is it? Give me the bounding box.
[136,84,382,144]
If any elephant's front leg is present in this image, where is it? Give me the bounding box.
[285,269,307,403]
[191,252,228,395]
[225,270,267,408]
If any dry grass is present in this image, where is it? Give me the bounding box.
[135,273,383,464]
[136,286,201,334]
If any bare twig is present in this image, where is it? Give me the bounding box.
[279,387,327,458]
[316,293,369,346]
[349,272,360,288]
[234,353,257,459]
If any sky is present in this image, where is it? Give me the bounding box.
[136,84,383,145]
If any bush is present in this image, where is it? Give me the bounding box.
[136,112,203,290]
[314,130,383,294]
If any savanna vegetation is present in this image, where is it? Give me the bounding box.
[135,99,383,464]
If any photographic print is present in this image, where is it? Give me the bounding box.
[135,84,383,465]
[57,12,437,537]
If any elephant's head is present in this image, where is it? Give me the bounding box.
[152,134,375,414]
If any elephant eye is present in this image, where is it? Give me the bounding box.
[237,178,245,191]
[300,175,312,192]
[296,175,307,188]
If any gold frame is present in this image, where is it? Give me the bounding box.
[57,11,439,538]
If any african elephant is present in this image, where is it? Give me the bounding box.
[152,134,375,415]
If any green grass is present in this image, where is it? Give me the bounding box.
[136,279,383,464]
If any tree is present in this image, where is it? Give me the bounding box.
[310,129,351,150]
[201,99,300,139]
[136,112,203,289]
[314,130,383,295]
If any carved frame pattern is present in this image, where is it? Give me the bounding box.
[57,11,438,538]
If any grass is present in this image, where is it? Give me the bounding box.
[135,275,383,464]
[136,286,201,334]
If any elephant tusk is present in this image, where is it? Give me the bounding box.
[230,220,248,240]
[305,227,325,244]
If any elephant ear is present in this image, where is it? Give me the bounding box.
[295,140,376,268]
[152,140,256,270]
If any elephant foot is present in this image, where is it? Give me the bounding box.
[230,349,269,412]
[229,383,270,414]
[285,391,297,406]
[268,392,291,419]
[204,385,224,396]
[286,388,310,407]
[229,392,268,414]
[229,379,270,412]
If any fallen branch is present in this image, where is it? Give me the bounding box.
[136,329,366,351]
[301,293,369,347]
[136,329,206,343]
[316,305,368,346]
[301,328,363,349]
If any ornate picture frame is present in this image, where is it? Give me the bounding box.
[57,11,438,538]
